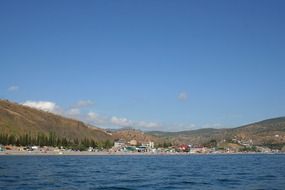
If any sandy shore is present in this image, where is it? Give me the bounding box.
[0,150,183,156]
[1,150,281,156]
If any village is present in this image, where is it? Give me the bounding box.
[110,138,281,154]
[0,138,282,155]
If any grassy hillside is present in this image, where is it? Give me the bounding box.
[233,117,285,146]
[111,128,162,144]
[1,99,285,149]
[0,100,112,141]
[148,128,230,145]
[147,118,285,146]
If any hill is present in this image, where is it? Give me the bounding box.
[1,99,285,149]
[147,117,285,147]
[232,117,285,146]
[148,128,230,145]
[0,99,112,142]
[111,128,162,144]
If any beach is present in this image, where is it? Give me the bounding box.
[0,149,184,156]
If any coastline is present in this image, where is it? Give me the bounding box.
[0,150,283,156]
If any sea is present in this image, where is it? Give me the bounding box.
[0,154,285,190]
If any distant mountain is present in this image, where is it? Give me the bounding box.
[112,128,161,144]
[232,117,285,145]
[148,128,229,145]
[106,127,141,133]
[147,117,285,147]
[1,99,285,148]
[0,100,112,141]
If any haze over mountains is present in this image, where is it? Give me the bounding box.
[1,99,285,147]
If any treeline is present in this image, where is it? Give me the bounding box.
[155,142,173,148]
[0,133,113,151]
[262,143,285,150]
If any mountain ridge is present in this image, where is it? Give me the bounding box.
[1,99,285,148]
[147,117,285,146]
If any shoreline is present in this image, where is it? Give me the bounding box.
[0,150,283,156]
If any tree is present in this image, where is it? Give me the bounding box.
[203,139,217,148]
[103,140,113,149]
[8,135,16,145]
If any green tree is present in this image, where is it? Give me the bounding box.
[8,135,16,145]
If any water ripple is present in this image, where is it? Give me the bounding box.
[0,155,285,190]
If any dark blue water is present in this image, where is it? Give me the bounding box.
[1,154,285,190]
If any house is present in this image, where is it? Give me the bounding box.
[114,139,126,148]
[178,144,190,152]
[125,146,137,152]
[141,141,155,149]
[129,139,137,146]
[88,147,94,152]
[138,145,147,152]
[31,146,39,151]
[5,146,12,150]
[0,145,4,152]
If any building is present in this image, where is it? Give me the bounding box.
[114,139,126,148]
[0,145,4,152]
[148,141,155,149]
[142,141,155,149]
[31,146,39,150]
[125,146,137,152]
[129,139,138,146]
[178,144,190,152]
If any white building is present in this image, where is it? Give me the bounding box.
[142,141,154,149]
[114,139,126,148]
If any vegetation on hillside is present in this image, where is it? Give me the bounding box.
[1,99,285,150]
[0,100,112,142]
[147,118,285,149]
[0,132,113,151]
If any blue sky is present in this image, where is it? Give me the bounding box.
[1,0,285,131]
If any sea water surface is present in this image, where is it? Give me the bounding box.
[1,154,285,190]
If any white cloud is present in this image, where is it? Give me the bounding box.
[74,100,94,108]
[22,101,60,113]
[66,108,80,116]
[202,123,223,128]
[63,100,94,118]
[8,86,19,92]
[87,111,109,126]
[110,116,160,129]
[110,116,131,127]
[177,92,188,101]
[137,121,160,129]
[110,116,133,127]
[21,100,197,131]
[20,100,160,129]
[87,112,98,120]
